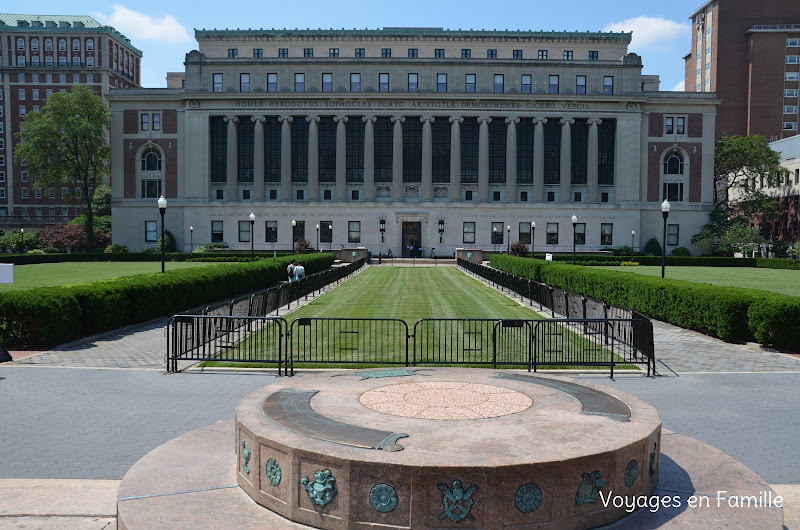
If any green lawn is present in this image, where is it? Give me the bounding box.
[0,261,226,291]
[596,265,800,297]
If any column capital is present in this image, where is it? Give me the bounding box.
[251,115,266,124]
[532,117,548,125]
[587,118,603,126]
[559,117,575,126]
[449,116,464,124]
[333,115,349,123]
[420,115,436,124]
[278,115,294,124]
[391,115,406,123]
[505,116,520,125]
[305,115,320,124]
[477,116,492,124]
[362,115,377,124]
[223,116,239,124]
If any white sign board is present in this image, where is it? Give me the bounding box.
[545,253,553,262]
[0,264,14,284]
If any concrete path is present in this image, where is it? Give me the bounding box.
[1,264,799,529]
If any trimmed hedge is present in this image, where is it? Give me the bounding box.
[0,251,299,265]
[0,254,334,348]
[756,258,800,270]
[490,254,800,351]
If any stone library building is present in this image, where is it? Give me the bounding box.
[108,28,719,256]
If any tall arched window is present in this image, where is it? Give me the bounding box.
[140,148,163,198]
[661,149,685,202]
[663,151,684,175]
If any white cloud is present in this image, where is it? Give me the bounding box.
[672,81,685,91]
[604,16,689,51]
[94,4,191,44]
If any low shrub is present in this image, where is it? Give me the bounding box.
[104,244,129,254]
[643,238,662,256]
[671,247,691,257]
[620,261,639,266]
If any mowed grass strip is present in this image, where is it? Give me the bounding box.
[0,261,227,291]
[596,265,800,297]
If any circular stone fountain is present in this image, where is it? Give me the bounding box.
[234,368,661,529]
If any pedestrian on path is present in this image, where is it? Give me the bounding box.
[287,259,297,283]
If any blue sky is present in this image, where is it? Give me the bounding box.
[22,0,703,90]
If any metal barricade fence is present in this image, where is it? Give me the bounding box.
[412,319,499,367]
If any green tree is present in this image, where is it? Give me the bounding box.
[713,134,786,208]
[91,184,112,216]
[14,86,111,252]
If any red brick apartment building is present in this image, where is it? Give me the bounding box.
[0,14,141,228]
[684,0,800,140]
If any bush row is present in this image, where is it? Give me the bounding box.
[0,254,334,348]
[490,254,800,352]
[0,251,300,265]
[755,258,800,270]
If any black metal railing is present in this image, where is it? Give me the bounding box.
[413,318,499,367]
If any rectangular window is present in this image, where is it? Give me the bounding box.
[322,73,332,92]
[348,221,361,243]
[795,169,799,184]
[0,172,4,183]
[265,221,278,242]
[513,50,523,59]
[379,73,389,92]
[465,191,473,201]
[493,74,504,93]
[240,73,250,92]
[788,38,800,47]
[538,50,548,59]
[546,223,559,244]
[435,49,445,58]
[152,113,161,131]
[355,48,365,57]
[491,222,504,244]
[72,56,81,67]
[785,89,799,97]
[227,49,238,58]
[437,73,447,93]
[463,222,475,244]
[549,75,559,94]
[787,56,800,64]
[589,51,598,60]
[295,73,305,92]
[253,48,263,58]
[603,76,614,95]
[20,171,27,182]
[600,223,613,245]
[783,122,798,130]
[22,188,28,199]
[61,187,68,198]
[329,48,339,57]
[351,190,359,200]
[141,113,149,131]
[576,75,586,94]
[408,73,418,92]
[521,75,531,94]
[278,48,288,58]
[787,72,800,81]
[381,48,391,58]
[59,56,67,67]
[211,221,224,243]
[0,188,4,199]
[519,222,531,244]
[575,223,586,245]
[465,74,476,93]
[785,106,798,114]
[667,224,679,246]
[461,49,471,58]
[663,182,684,202]
[350,73,361,92]
[145,221,157,242]
[46,56,53,67]
[292,220,305,243]
[665,117,674,135]
[487,49,497,59]
[563,50,573,60]
[49,188,55,199]
[238,221,251,242]
[19,89,26,100]
[676,117,685,134]
[267,73,277,91]
[408,48,418,58]
[213,73,223,92]
[304,48,313,58]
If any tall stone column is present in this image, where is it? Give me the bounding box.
[252,115,266,200]
[532,117,547,201]
[505,116,519,202]
[223,116,239,200]
[560,117,574,202]
[278,115,293,200]
[477,116,492,202]
[421,116,434,201]
[334,116,348,201]
[587,118,602,203]
[449,116,463,201]
[391,115,405,201]
[363,116,376,201]
[306,115,320,201]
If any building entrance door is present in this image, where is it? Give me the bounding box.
[402,222,422,257]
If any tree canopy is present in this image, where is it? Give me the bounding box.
[14,86,111,252]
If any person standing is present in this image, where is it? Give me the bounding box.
[295,260,306,281]
[287,259,297,283]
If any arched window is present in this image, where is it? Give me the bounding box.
[140,148,163,198]
[141,148,162,172]
[663,151,684,175]
[59,39,66,51]
[17,38,25,50]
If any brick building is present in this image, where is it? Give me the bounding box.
[0,13,141,229]
[684,0,800,140]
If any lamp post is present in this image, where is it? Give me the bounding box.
[249,212,255,261]
[571,215,578,265]
[493,226,498,254]
[20,228,24,254]
[531,221,535,257]
[316,224,320,252]
[506,224,511,253]
[661,200,670,278]
[631,230,635,253]
[158,195,167,273]
[291,219,296,252]
[328,224,332,252]
[189,226,193,252]
[438,218,445,243]
[379,216,386,243]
